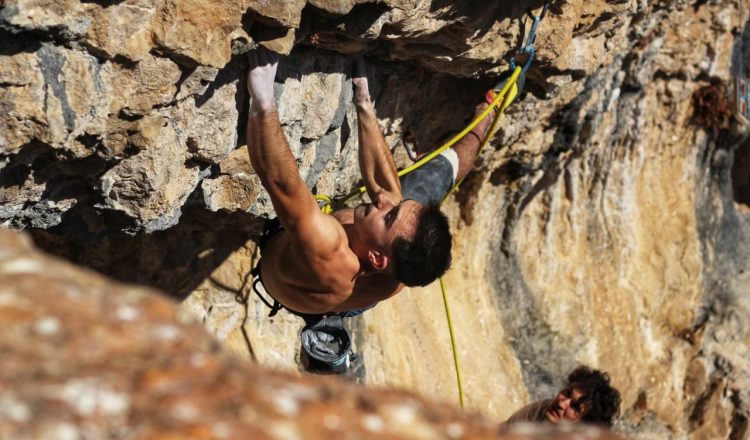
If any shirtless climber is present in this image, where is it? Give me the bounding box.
[246,48,496,315]
[502,366,621,427]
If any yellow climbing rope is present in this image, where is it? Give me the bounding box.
[315,194,335,215]
[437,66,521,411]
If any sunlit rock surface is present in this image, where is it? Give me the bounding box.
[1,1,749,438]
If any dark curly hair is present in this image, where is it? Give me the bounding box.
[392,202,452,286]
[567,366,621,426]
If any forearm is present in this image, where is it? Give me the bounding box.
[247,111,315,224]
[247,111,297,190]
[356,102,401,201]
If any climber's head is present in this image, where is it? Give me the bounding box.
[351,192,451,286]
[545,366,621,426]
[391,201,452,286]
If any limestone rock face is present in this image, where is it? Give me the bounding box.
[2,1,750,439]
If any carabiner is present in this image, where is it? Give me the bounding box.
[511,1,550,73]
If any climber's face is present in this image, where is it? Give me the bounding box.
[352,192,421,268]
[546,386,587,423]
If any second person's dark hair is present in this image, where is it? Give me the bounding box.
[567,366,621,426]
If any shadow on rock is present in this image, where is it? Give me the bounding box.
[31,206,264,301]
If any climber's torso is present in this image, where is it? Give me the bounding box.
[260,207,403,314]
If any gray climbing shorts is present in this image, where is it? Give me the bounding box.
[400,149,458,205]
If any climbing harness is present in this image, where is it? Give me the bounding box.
[311,2,549,408]
[251,218,286,317]
[252,256,362,374]
[250,218,359,374]
[251,264,283,317]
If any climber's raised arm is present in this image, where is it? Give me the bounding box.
[245,48,336,249]
[352,58,403,203]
